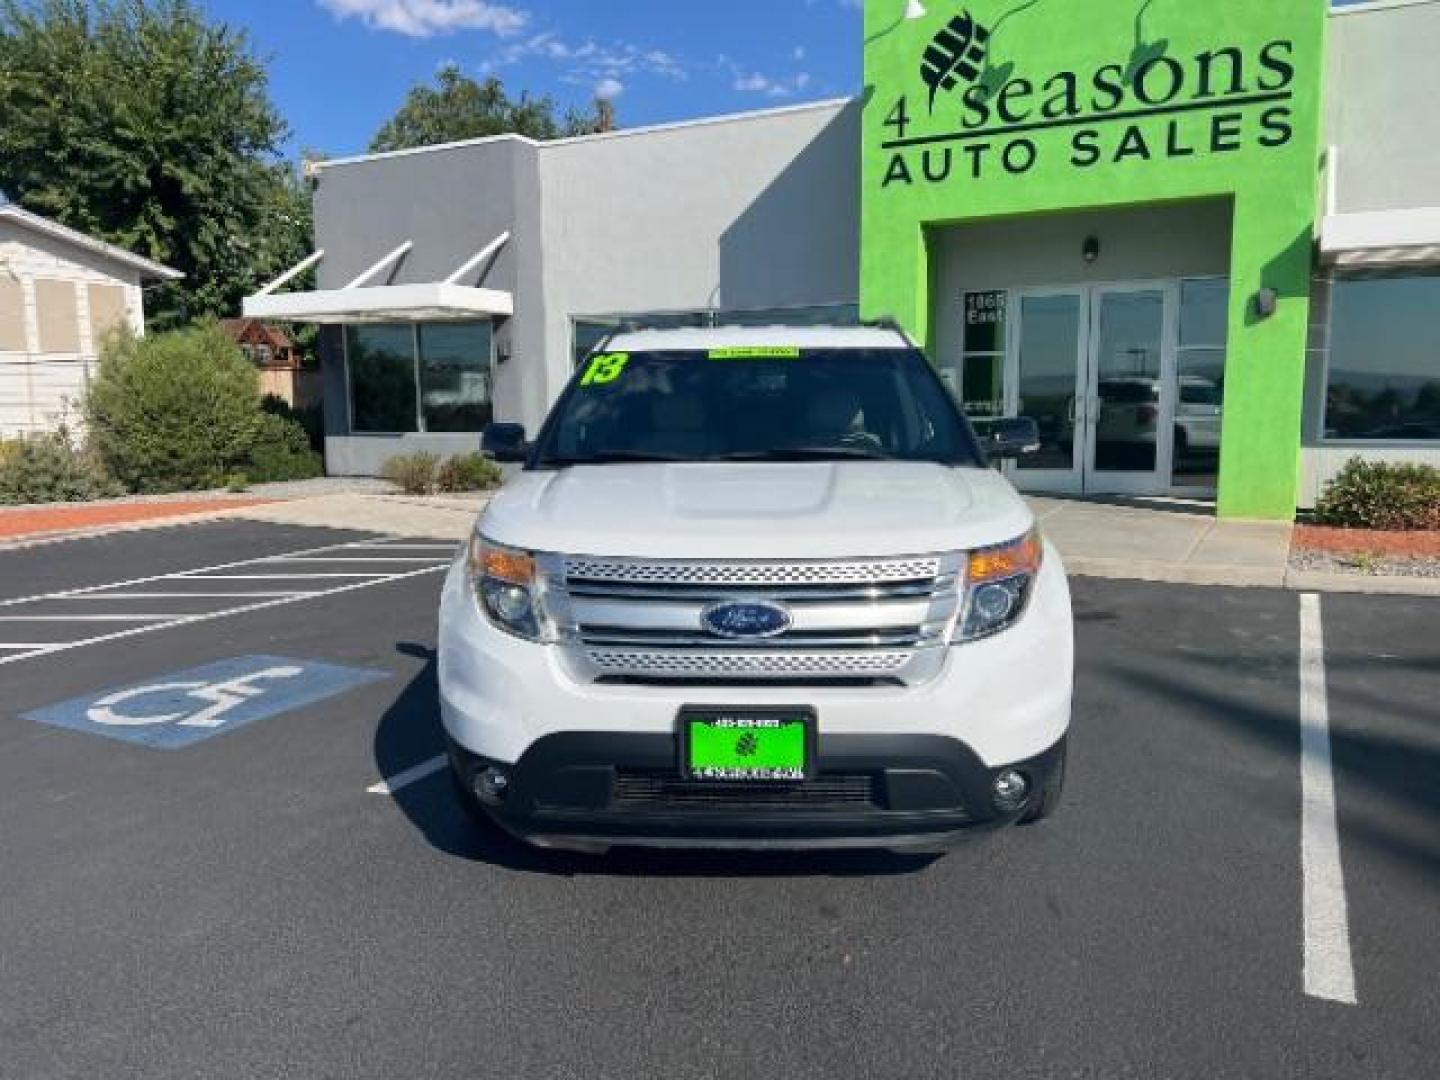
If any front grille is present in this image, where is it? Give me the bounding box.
[564,557,943,587]
[546,552,964,687]
[584,649,915,680]
[612,770,880,811]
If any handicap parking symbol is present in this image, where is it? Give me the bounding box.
[23,656,389,749]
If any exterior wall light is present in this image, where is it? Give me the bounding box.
[1253,287,1278,320]
[1082,236,1101,264]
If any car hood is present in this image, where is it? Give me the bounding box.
[478,462,1034,560]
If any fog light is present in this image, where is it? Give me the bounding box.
[992,769,1030,811]
[474,766,511,807]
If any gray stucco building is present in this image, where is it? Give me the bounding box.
[251,100,860,476]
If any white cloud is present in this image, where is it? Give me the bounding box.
[483,32,689,85]
[594,76,624,101]
[317,0,528,39]
[732,69,813,98]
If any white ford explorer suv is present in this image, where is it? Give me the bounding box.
[439,326,1073,854]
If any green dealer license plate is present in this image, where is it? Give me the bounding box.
[680,708,815,782]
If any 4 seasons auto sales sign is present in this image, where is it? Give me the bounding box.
[876,5,1301,189]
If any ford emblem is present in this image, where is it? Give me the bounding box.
[701,601,793,640]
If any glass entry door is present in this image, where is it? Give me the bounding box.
[1005,282,1179,496]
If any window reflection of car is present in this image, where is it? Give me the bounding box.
[1095,376,1222,453]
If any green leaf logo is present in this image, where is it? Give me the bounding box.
[920,11,993,112]
[735,733,760,758]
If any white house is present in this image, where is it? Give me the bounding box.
[0,203,182,436]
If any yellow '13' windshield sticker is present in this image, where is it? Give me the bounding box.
[580,352,630,387]
[708,347,802,360]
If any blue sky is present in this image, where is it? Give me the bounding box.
[206,0,1365,160]
[202,0,867,158]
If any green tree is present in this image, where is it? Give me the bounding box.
[370,65,611,152]
[0,0,311,327]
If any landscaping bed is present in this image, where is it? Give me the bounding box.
[1291,525,1440,579]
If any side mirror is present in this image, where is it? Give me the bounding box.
[985,417,1042,460]
[482,422,529,463]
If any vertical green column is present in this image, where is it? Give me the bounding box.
[1215,193,1316,519]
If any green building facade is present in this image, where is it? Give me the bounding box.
[862,0,1329,518]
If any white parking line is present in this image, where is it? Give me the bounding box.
[350,543,457,551]
[0,538,451,666]
[265,557,447,564]
[0,540,386,609]
[0,614,180,622]
[1299,593,1357,1006]
[57,592,314,600]
[178,573,390,581]
[367,755,448,796]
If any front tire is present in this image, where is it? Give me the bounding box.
[1019,745,1066,825]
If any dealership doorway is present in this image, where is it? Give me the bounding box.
[955,276,1227,498]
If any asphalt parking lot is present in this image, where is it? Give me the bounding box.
[0,521,1436,1079]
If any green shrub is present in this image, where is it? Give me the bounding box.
[437,453,504,493]
[0,430,124,505]
[381,452,441,495]
[245,413,324,483]
[1314,458,1440,531]
[86,324,261,492]
[261,394,324,454]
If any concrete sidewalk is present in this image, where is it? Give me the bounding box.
[1026,496,1295,588]
[6,486,1436,596]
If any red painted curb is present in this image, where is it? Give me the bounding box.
[0,499,274,541]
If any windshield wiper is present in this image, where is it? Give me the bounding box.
[536,451,699,468]
[711,446,896,462]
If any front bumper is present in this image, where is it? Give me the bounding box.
[449,732,1067,852]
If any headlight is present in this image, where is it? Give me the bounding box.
[954,530,1043,643]
[468,536,555,643]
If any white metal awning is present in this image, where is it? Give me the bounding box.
[1320,207,1440,268]
[244,282,514,324]
[242,233,512,324]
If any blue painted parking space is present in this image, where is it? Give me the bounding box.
[23,655,390,749]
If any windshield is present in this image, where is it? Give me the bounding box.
[532,348,985,468]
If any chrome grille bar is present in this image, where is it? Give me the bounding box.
[550,552,964,687]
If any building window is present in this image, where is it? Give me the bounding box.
[573,318,620,370]
[1324,272,1440,441]
[87,284,128,343]
[956,291,1006,418]
[419,323,494,432]
[0,277,25,352]
[34,279,80,354]
[1174,277,1228,487]
[347,322,493,434]
[348,325,420,433]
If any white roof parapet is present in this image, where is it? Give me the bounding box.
[344,240,414,290]
[445,232,511,285]
[1321,206,1440,267]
